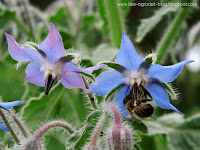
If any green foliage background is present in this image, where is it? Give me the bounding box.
[0,0,200,149]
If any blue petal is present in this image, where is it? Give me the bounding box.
[0,121,9,132]
[25,62,45,87]
[0,101,24,110]
[5,33,42,63]
[38,23,66,64]
[60,71,86,91]
[115,32,144,71]
[146,81,181,114]
[147,60,194,83]
[89,70,125,96]
[115,85,130,117]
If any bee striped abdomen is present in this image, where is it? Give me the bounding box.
[135,104,154,118]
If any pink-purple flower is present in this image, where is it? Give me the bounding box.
[5,23,105,95]
[89,32,193,116]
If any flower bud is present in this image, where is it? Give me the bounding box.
[21,138,42,150]
[107,104,133,150]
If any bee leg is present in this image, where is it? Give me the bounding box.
[141,99,153,103]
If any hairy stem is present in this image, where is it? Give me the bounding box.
[82,76,98,110]
[11,113,29,138]
[86,113,106,149]
[0,109,20,144]
[34,121,75,140]
[156,8,188,63]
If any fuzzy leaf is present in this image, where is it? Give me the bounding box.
[66,111,101,149]
[81,44,118,65]
[136,7,179,42]
[21,83,89,131]
[139,113,200,150]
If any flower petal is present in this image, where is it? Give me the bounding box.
[61,60,106,74]
[5,33,42,63]
[25,62,45,87]
[146,81,181,114]
[0,121,9,132]
[89,70,125,96]
[38,23,66,63]
[115,85,130,117]
[115,32,144,71]
[147,60,194,82]
[82,64,107,73]
[0,101,24,110]
[60,72,86,91]
[61,60,86,73]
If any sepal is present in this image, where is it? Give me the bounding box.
[99,61,123,70]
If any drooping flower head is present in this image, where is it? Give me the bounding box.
[89,32,193,116]
[5,23,105,95]
[0,101,24,131]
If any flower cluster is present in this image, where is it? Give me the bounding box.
[5,24,193,121]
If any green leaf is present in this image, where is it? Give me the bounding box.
[81,44,118,65]
[46,135,66,150]
[0,8,31,37]
[136,7,179,43]
[21,84,89,130]
[66,111,101,149]
[49,7,68,27]
[99,61,123,70]
[104,0,124,48]
[141,113,200,150]
[97,0,109,35]
[140,134,168,150]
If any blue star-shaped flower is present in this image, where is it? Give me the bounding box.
[0,101,24,131]
[89,32,193,116]
[5,23,105,95]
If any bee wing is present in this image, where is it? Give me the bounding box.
[130,113,143,124]
[142,116,157,122]
[131,113,157,124]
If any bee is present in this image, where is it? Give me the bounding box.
[124,91,157,124]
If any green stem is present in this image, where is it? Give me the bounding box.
[82,76,98,110]
[0,109,20,145]
[156,8,188,63]
[21,0,36,39]
[74,0,87,48]
[104,0,123,48]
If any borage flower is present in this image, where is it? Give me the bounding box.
[5,23,105,95]
[0,101,23,131]
[89,32,193,116]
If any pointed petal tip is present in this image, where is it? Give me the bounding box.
[50,23,56,29]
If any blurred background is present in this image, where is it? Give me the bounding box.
[0,0,200,149]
